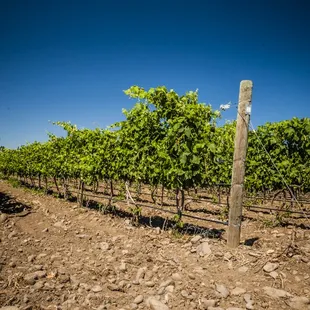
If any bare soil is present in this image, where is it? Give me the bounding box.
[0,180,310,310]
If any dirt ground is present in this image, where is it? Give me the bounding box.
[0,180,310,310]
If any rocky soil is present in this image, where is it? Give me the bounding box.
[0,180,310,310]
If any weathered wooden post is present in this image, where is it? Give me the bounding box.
[227,80,253,248]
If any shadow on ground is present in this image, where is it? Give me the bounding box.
[0,192,31,214]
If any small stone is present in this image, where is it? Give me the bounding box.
[263,262,279,273]
[54,221,65,229]
[107,283,120,291]
[288,296,310,310]
[24,273,37,285]
[196,242,212,257]
[119,262,127,272]
[181,290,189,298]
[37,253,47,260]
[8,231,17,239]
[244,294,252,303]
[33,280,44,290]
[224,252,233,260]
[0,213,8,223]
[133,295,144,304]
[9,261,16,268]
[34,270,46,278]
[231,287,246,295]
[146,297,169,310]
[159,279,175,288]
[191,235,202,244]
[244,294,254,310]
[263,286,292,298]
[171,273,182,281]
[238,266,248,273]
[301,257,309,263]
[145,281,155,287]
[215,283,229,298]
[188,273,195,280]
[201,298,217,308]
[133,267,146,284]
[269,271,278,279]
[165,285,174,293]
[91,285,103,293]
[100,242,110,251]
[42,228,48,233]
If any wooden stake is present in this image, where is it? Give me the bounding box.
[227,80,253,248]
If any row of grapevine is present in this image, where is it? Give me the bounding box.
[1,86,309,212]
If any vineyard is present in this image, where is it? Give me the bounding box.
[0,86,310,228]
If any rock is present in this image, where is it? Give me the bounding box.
[145,270,153,281]
[0,213,8,223]
[238,266,248,273]
[76,234,90,239]
[263,262,279,273]
[215,283,229,298]
[133,267,146,284]
[196,242,212,257]
[34,270,46,278]
[33,280,45,290]
[24,273,38,285]
[165,285,174,293]
[9,261,16,268]
[159,279,175,288]
[145,281,155,287]
[171,273,182,281]
[263,286,292,298]
[8,231,17,239]
[288,296,310,310]
[224,252,233,260]
[191,235,202,244]
[181,290,189,298]
[100,242,110,251]
[54,221,66,229]
[146,297,169,310]
[269,271,278,279]
[244,294,254,310]
[107,283,120,291]
[32,265,43,271]
[119,262,127,272]
[231,287,246,295]
[91,285,103,293]
[42,228,48,233]
[201,298,217,308]
[37,253,47,260]
[133,295,144,304]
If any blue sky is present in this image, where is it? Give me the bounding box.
[0,0,309,148]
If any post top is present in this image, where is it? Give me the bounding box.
[240,80,253,86]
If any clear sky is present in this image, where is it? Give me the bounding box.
[0,0,309,148]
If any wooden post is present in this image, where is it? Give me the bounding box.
[227,80,253,248]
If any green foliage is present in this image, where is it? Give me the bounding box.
[0,86,309,200]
